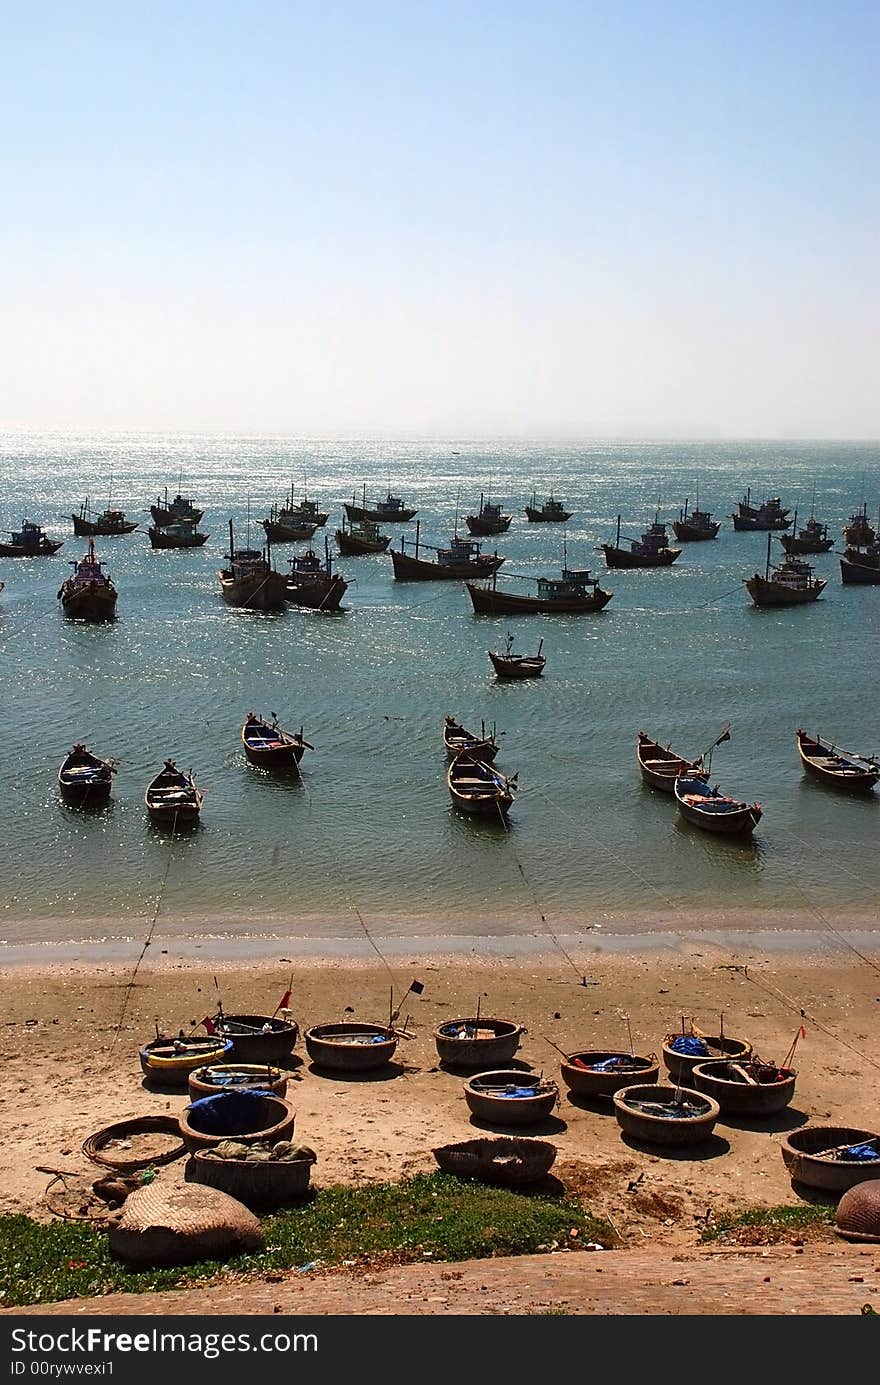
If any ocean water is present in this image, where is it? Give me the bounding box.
[0,433,877,949]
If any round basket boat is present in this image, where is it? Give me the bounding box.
[662,1034,752,1084]
[178,1093,296,1154]
[433,1018,525,1070]
[305,1022,398,1072]
[139,1036,234,1087]
[781,1126,880,1193]
[464,1070,559,1126]
[432,1136,557,1187]
[83,1115,188,1171]
[613,1084,720,1147]
[560,1050,659,1101]
[692,1059,796,1117]
[188,1148,316,1209]
[216,1014,299,1064]
[835,1180,880,1243]
[188,1063,288,1101]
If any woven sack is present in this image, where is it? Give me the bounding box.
[108,1182,264,1266]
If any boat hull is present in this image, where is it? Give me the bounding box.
[676,799,762,834]
[636,734,704,792]
[840,556,880,585]
[779,535,833,554]
[524,507,572,522]
[745,576,825,606]
[796,733,878,792]
[58,751,114,801]
[262,520,318,542]
[334,530,390,555]
[151,505,204,527]
[285,576,348,610]
[60,585,118,620]
[732,515,791,531]
[465,515,512,536]
[148,527,208,548]
[601,544,681,568]
[466,582,611,614]
[391,550,504,581]
[489,653,545,678]
[72,515,138,536]
[218,570,288,610]
[672,521,719,542]
[345,503,417,523]
[0,541,63,557]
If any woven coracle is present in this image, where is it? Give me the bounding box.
[216,1015,299,1064]
[432,1136,557,1186]
[82,1115,188,1171]
[613,1084,720,1147]
[188,1147,316,1209]
[305,1023,398,1072]
[464,1070,559,1126]
[836,1180,880,1242]
[692,1059,796,1117]
[109,1183,264,1266]
[781,1126,880,1193]
[433,1018,524,1070]
[662,1035,752,1083]
[560,1051,659,1100]
[178,1093,296,1154]
[139,1037,234,1087]
[188,1063,288,1100]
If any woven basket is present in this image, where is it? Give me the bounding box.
[83,1115,188,1171]
[464,1070,558,1126]
[433,1018,524,1070]
[835,1179,880,1242]
[613,1084,720,1147]
[662,1035,752,1083]
[692,1059,796,1116]
[560,1051,659,1100]
[305,1023,398,1072]
[109,1183,264,1267]
[188,1149,316,1209]
[217,1015,299,1064]
[432,1136,556,1186]
[178,1094,296,1154]
[781,1126,880,1193]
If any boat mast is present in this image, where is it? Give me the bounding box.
[765,530,772,579]
[615,514,621,548]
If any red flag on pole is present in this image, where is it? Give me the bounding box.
[201,1015,216,1035]
[278,990,292,1011]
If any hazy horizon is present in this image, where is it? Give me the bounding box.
[2,1,877,438]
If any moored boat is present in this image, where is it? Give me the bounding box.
[145,760,204,825]
[57,539,118,620]
[285,539,348,610]
[673,772,762,835]
[745,536,826,606]
[241,712,313,768]
[72,498,138,536]
[524,490,573,523]
[673,497,720,542]
[466,561,611,614]
[334,514,390,554]
[840,548,880,584]
[344,486,417,524]
[732,490,791,531]
[796,729,879,792]
[601,514,681,568]
[443,716,499,763]
[465,495,512,536]
[779,509,833,554]
[0,521,63,557]
[58,744,117,801]
[488,633,546,679]
[148,521,209,548]
[151,486,204,528]
[447,753,517,816]
[390,526,504,581]
[262,482,323,541]
[636,732,705,792]
[218,521,288,610]
[843,502,875,548]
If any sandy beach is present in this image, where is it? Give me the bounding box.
[2,932,878,1253]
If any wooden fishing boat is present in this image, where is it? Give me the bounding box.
[151,486,204,528]
[779,508,833,554]
[442,716,499,763]
[390,527,504,581]
[145,760,204,825]
[673,773,762,835]
[58,744,116,801]
[139,1035,233,1087]
[795,729,879,791]
[0,521,63,556]
[72,499,138,536]
[464,495,512,536]
[285,540,348,610]
[840,546,880,584]
[447,753,517,816]
[57,539,118,619]
[601,514,681,567]
[524,490,572,523]
[467,563,612,614]
[672,497,719,541]
[843,502,876,548]
[261,484,321,542]
[745,536,826,606]
[636,732,705,792]
[148,521,209,548]
[344,486,418,524]
[241,712,313,768]
[218,522,288,610]
[732,490,791,531]
[488,633,545,679]
[334,514,390,555]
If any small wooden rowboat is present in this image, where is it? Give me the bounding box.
[447,754,517,816]
[636,732,704,793]
[674,773,762,836]
[58,744,116,802]
[488,634,545,679]
[145,760,203,825]
[442,716,499,763]
[796,730,879,792]
[241,713,313,768]
[139,1035,233,1086]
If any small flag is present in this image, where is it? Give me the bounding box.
[718,728,731,744]
[201,1015,216,1035]
[278,989,292,1011]
[800,1026,807,1038]
[410,979,425,995]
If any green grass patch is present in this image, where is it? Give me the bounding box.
[701,1203,835,1243]
[0,1173,613,1308]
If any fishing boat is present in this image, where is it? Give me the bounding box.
[466,561,611,614]
[736,488,791,520]
[732,490,792,531]
[464,495,512,536]
[285,539,348,610]
[261,483,321,542]
[0,521,63,557]
[601,514,681,568]
[745,535,826,606]
[843,502,876,548]
[241,712,313,768]
[139,1034,233,1086]
[145,760,204,824]
[218,521,288,610]
[839,546,880,585]
[390,526,504,581]
[443,716,499,763]
[795,730,879,792]
[72,498,138,536]
[673,773,762,836]
[151,486,204,528]
[58,744,117,802]
[488,633,546,679]
[779,508,833,555]
[148,521,209,548]
[57,539,118,619]
[344,485,418,524]
[524,491,573,523]
[334,513,390,554]
[673,497,720,542]
[636,732,706,792]
[447,753,517,816]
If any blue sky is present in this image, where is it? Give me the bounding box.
[1,1,877,435]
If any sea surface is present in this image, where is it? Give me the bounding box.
[0,434,878,952]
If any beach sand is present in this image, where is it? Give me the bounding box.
[1,933,878,1252]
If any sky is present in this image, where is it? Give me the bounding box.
[0,0,877,438]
